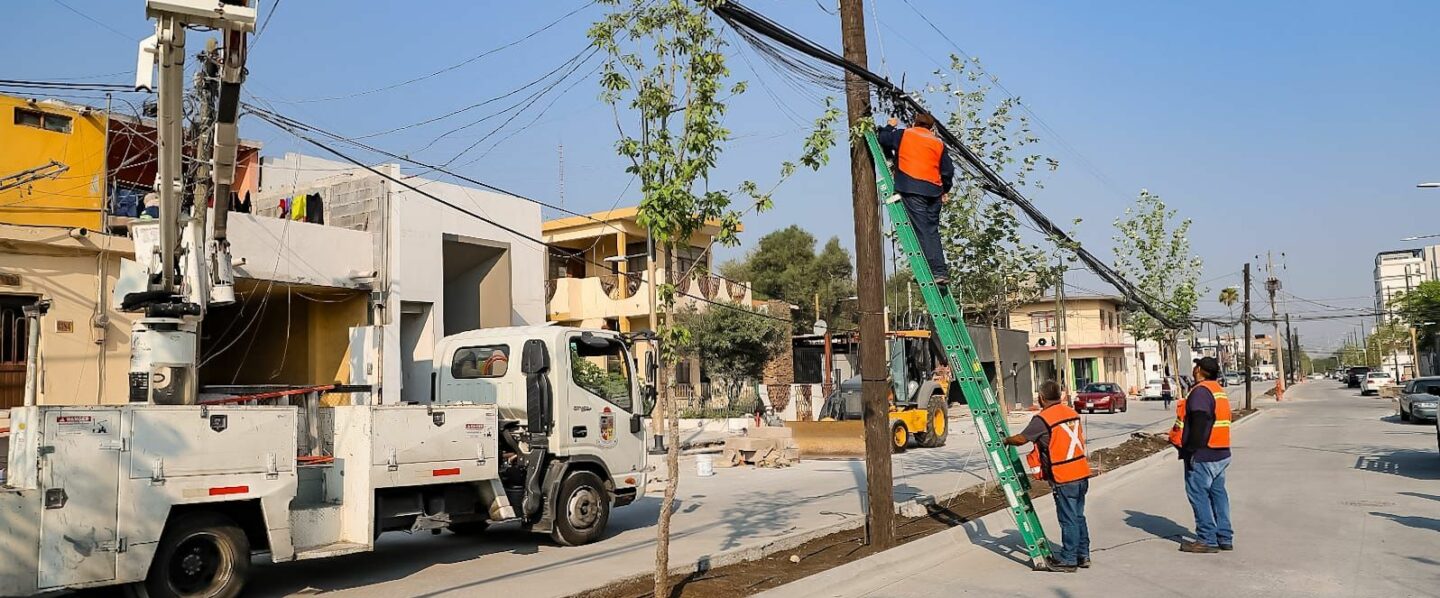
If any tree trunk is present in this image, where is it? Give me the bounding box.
[989,319,1008,414]
[654,243,680,598]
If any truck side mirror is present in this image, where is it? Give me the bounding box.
[641,384,657,416]
[521,339,550,375]
[645,351,658,385]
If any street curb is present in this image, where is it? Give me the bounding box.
[577,482,979,595]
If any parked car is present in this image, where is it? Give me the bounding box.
[1141,377,1176,401]
[1076,382,1127,413]
[1399,377,1440,423]
[1347,366,1371,388]
[1362,371,1394,396]
[1222,373,1246,387]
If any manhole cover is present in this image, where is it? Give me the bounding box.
[1341,500,1395,508]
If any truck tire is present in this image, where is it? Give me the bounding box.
[551,471,610,547]
[919,400,948,448]
[891,421,910,453]
[135,512,249,598]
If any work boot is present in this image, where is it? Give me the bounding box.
[1043,558,1077,573]
[933,276,950,288]
[1219,543,1234,551]
[1078,557,1091,568]
[1179,541,1219,554]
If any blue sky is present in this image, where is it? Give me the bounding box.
[8,0,1440,352]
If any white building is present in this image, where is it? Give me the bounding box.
[255,153,544,404]
[1373,249,1432,379]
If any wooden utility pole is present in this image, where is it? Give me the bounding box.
[1264,251,1285,400]
[838,0,895,550]
[1243,263,1253,410]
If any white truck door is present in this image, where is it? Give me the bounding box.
[559,334,646,479]
[38,409,123,589]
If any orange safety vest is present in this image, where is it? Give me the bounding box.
[897,127,945,186]
[1023,404,1091,484]
[1168,379,1232,449]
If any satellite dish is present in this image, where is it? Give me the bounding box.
[813,319,828,336]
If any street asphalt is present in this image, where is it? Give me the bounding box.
[759,381,1440,598]
[244,392,1207,597]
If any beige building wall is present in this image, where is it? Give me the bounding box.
[1012,295,1131,391]
[0,225,135,405]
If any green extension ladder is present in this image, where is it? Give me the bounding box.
[865,129,1053,569]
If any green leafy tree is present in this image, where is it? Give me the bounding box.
[676,304,788,406]
[589,2,837,592]
[1217,287,1240,368]
[1391,280,1440,341]
[1368,321,1411,372]
[921,56,1060,409]
[722,225,856,333]
[1112,189,1203,381]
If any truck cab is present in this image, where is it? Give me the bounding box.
[433,326,654,542]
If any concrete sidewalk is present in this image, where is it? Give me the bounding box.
[761,381,1440,598]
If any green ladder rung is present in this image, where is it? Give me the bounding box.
[865,129,1052,568]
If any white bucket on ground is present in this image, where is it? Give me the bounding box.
[696,453,715,477]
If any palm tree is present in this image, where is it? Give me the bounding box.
[1218,287,1240,368]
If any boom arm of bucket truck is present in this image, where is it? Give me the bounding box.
[126,0,254,405]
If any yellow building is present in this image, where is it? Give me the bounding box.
[0,92,263,232]
[0,95,109,229]
[542,206,754,391]
[1011,295,1130,391]
[542,206,752,333]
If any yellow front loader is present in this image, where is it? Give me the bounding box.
[785,331,951,458]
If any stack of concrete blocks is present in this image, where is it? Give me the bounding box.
[721,426,801,468]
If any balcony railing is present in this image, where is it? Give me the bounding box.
[546,269,753,322]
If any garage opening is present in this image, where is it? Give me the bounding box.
[442,234,511,335]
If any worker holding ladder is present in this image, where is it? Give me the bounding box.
[1007,381,1093,572]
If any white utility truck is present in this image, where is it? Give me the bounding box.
[0,326,655,598]
[0,2,654,596]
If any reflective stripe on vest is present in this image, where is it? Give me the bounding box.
[1027,404,1091,484]
[1168,380,1232,449]
[897,127,944,186]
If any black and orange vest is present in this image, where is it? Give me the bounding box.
[1168,380,1232,449]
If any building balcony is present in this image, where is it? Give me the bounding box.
[547,269,754,324]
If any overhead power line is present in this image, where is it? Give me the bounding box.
[711,0,1185,329]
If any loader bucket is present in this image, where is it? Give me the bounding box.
[784,420,866,458]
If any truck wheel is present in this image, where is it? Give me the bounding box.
[891,421,910,453]
[449,520,489,536]
[551,471,610,547]
[138,512,249,598]
[920,401,948,448]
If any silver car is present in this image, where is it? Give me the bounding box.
[1398,377,1440,423]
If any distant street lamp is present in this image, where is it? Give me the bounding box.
[1401,233,1440,242]
[1418,182,1440,188]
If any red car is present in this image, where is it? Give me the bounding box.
[1075,382,1128,414]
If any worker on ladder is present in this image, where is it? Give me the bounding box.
[879,112,955,286]
[1006,380,1092,572]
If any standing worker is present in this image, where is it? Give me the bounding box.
[878,113,955,286]
[1006,380,1091,572]
[1170,356,1233,553]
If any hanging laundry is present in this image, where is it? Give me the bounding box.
[305,192,325,224]
[290,193,307,221]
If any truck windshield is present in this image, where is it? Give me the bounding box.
[569,337,634,411]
